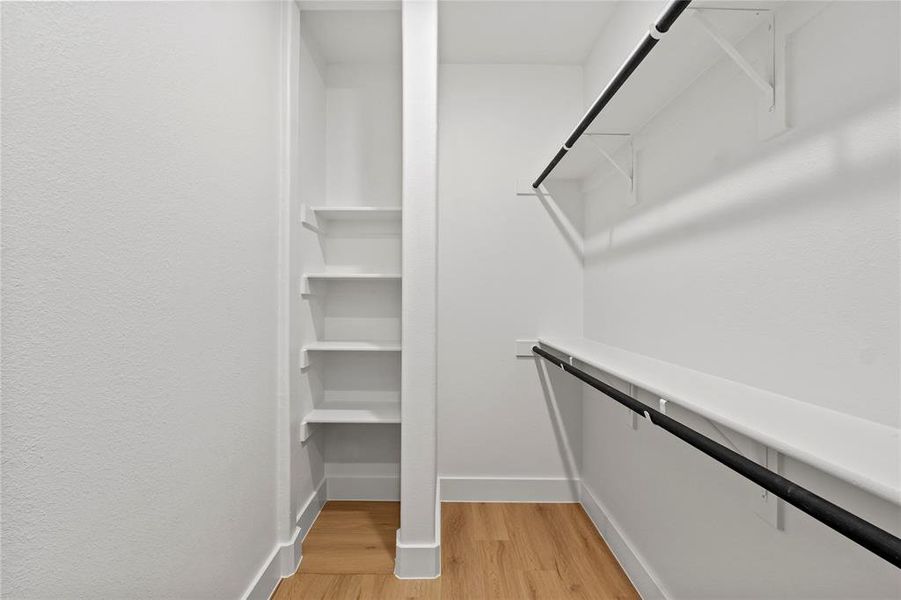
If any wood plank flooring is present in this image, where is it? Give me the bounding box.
[273,501,638,600]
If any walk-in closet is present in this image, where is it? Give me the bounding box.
[2,1,899,599]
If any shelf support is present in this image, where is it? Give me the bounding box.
[300,204,324,235]
[299,349,310,370]
[299,276,314,299]
[299,419,316,443]
[700,414,784,530]
[692,7,786,139]
[584,133,637,203]
[693,11,774,107]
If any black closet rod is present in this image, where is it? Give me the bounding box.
[532,0,693,189]
[532,346,901,568]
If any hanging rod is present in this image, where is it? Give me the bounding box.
[532,345,901,568]
[532,0,692,189]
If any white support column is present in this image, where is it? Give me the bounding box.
[396,0,440,580]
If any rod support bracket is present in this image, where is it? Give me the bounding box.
[584,133,638,204]
[691,7,786,139]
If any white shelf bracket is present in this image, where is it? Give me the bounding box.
[300,204,324,235]
[299,419,316,443]
[694,11,773,107]
[692,8,786,139]
[299,349,310,370]
[299,276,314,299]
[701,415,784,530]
[584,133,637,203]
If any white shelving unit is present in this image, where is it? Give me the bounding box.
[299,222,403,424]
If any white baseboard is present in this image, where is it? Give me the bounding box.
[394,531,441,579]
[241,480,327,600]
[579,481,669,600]
[242,542,285,600]
[327,475,400,500]
[296,480,328,541]
[440,476,580,502]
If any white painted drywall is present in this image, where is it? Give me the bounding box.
[398,0,440,577]
[437,64,585,488]
[577,1,901,597]
[1,2,295,598]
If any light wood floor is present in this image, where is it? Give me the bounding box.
[273,501,638,599]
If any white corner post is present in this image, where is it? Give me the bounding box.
[396,0,440,580]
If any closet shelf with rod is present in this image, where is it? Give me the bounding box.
[537,337,900,506]
[532,0,692,189]
[525,0,786,191]
[533,339,901,568]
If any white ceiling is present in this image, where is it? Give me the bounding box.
[439,1,616,65]
[301,9,402,65]
[301,1,616,66]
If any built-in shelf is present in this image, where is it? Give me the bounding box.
[309,206,401,221]
[301,205,402,234]
[301,341,401,369]
[304,401,401,424]
[538,337,901,506]
[300,400,400,441]
[303,341,401,352]
[301,273,402,297]
[303,273,401,283]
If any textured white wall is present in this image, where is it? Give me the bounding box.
[1,2,287,598]
[578,1,901,597]
[437,64,585,485]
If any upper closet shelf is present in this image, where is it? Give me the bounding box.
[526,0,797,190]
[538,337,901,506]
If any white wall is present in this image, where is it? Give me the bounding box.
[437,64,585,494]
[1,2,295,598]
[578,1,901,597]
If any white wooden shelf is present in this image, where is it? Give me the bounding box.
[304,273,401,280]
[300,400,400,441]
[304,402,401,424]
[309,206,401,221]
[301,205,401,234]
[538,337,901,505]
[303,341,401,352]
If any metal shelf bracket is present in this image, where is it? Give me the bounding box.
[692,7,787,139]
[584,133,637,203]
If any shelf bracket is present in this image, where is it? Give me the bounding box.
[692,8,786,139]
[299,276,314,299]
[584,133,637,203]
[299,419,316,443]
[300,204,324,235]
[694,11,773,108]
[700,415,784,530]
[299,349,310,370]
